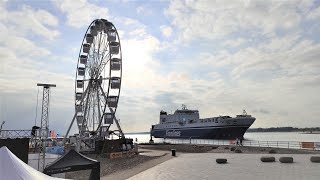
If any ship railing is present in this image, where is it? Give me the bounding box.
[164,139,320,151]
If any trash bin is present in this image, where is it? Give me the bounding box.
[171,149,176,156]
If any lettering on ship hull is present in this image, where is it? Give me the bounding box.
[166,130,181,137]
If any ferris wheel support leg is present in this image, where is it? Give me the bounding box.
[80,83,92,133]
[63,85,90,144]
[109,108,125,138]
[98,84,125,138]
[76,83,93,151]
[63,113,77,144]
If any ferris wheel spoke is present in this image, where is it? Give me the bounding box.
[96,88,102,124]
[92,92,96,131]
[87,92,92,129]
[98,83,108,103]
[97,59,109,75]
[97,62,109,78]
[89,90,96,130]
[100,38,108,58]
[101,44,110,62]
[96,37,109,77]
[81,85,92,133]
[97,32,103,62]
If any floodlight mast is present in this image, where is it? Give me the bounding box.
[36,83,56,172]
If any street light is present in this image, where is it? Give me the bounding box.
[0,121,5,132]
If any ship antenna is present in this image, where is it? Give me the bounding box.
[243,109,247,115]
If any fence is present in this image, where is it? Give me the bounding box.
[0,130,33,138]
[163,138,320,151]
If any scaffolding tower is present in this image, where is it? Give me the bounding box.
[37,83,56,172]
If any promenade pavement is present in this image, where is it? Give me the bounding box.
[128,153,320,180]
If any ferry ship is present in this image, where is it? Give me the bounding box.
[150,105,255,139]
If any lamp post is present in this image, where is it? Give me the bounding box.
[0,121,5,132]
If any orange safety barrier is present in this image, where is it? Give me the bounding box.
[301,142,315,149]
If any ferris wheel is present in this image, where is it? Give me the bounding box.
[65,19,124,141]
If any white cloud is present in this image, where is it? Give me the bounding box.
[121,34,162,90]
[136,6,145,14]
[224,38,246,47]
[2,0,320,133]
[200,51,233,68]
[160,25,173,37]
[128,28,147,37]
[0,3,59,40]
[136,5,153,15]
[0,2,74,134]
[53,0,109,28]
[307,5,320,19]
[165,0,305,42]
[1,36,51,57]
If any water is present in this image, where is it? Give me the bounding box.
[244,132,320,142]
[125,132,320,143]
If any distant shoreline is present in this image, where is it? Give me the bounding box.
[247,127,320,133]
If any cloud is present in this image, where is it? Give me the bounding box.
[1,36,51,58]
[160,25,173,37]
[165,0,305,42]
[2,0,320,134]
[136,5,153,15]
[0,3,59,40]
[53,0,109,28]
[307,5,320,19]
[0,2,75,134]
[224,38,246,47]
[253,109,270,114]
[230,34,320,81]
[136,6,144,14]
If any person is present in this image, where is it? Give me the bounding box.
[135,138,138,142]
[236,137,239,146]
[240,137,243,146]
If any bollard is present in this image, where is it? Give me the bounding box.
[171,149,176,156]
[134,143,138,154]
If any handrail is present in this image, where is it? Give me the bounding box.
[163,139,320,151]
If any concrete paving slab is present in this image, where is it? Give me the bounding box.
[128,153,320,180]
[139,150,169,157]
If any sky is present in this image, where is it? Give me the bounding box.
[0,0,320,135]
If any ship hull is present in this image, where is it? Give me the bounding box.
[151,125,251,140]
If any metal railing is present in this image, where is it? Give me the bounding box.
[0,130,33,138]
[163,139,320,151]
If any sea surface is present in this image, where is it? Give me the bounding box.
[125,132,320,143]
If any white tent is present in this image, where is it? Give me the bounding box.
[0,146,66,180]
